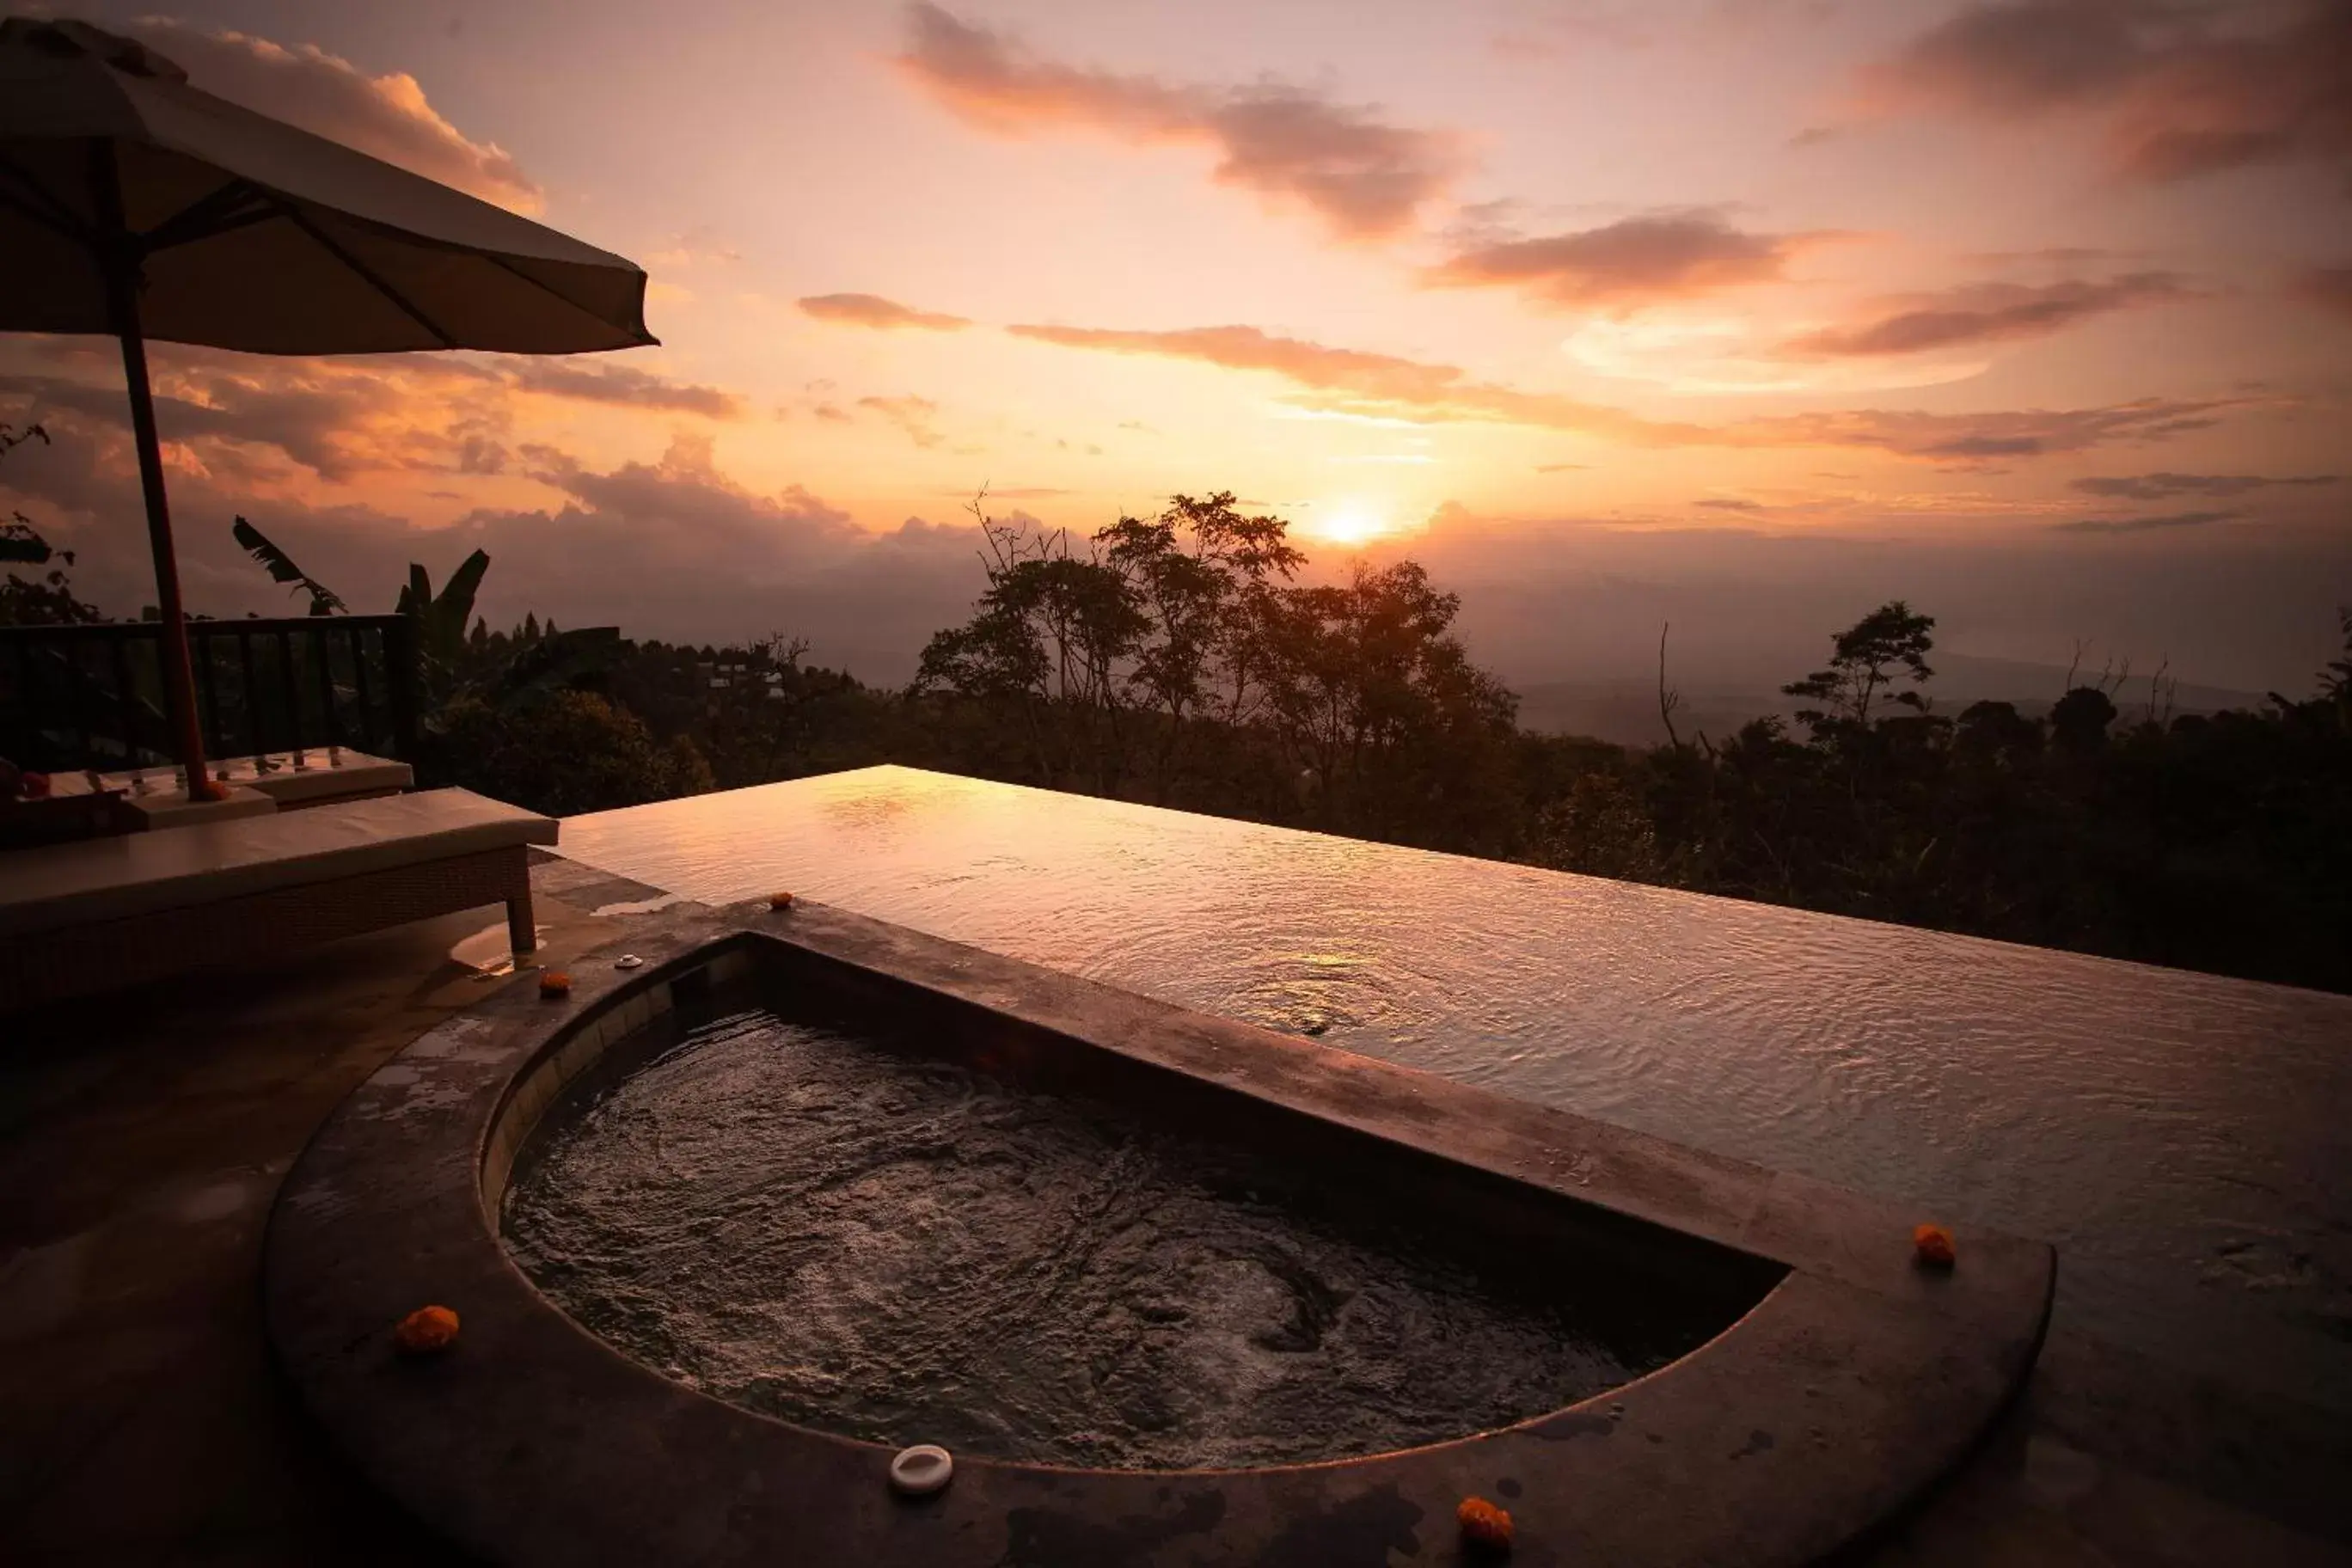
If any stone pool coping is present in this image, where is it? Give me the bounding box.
[264,897,2055,1567]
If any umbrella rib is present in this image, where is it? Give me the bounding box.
[142,178,279,254]
[270,198,460,350]
[0,154,93,246]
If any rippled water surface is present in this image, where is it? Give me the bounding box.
[504,1007,1742,1467]
[560,766,2352,1409]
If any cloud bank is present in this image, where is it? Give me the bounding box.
[1429,211,1832,309]
[1,345,743,489]
[896,3,1463,238]
[2052,508,2239,534]
[856,395,948,448]
[1007,321,1687,442]
[1785,273,2184,356]
[1008,318,2237,463]
[496,360,746,420]
[799,294,973,331]
[0,412,988,678]
[2071,471,2338,500]
[130,20,542,211]
[1864,0,2352,189]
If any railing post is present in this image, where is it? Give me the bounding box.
[194,626,224,763]
[384,615,420,763]
[273,628,304,767]
[108,636,138,769]
[235,628,262,767]
[312,622,343,748]
[64,638,93,772]
[348,622,376,750]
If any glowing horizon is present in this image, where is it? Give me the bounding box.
[0,1,2346,689]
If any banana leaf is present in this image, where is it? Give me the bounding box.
[232,516,345,615]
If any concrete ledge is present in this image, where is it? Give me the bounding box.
[0,787,554,936]
[265,898,2054,1567]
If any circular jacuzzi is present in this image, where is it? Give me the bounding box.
[500,988,1763,1472]
[266,897,2053,1566]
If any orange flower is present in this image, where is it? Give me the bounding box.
[1458,1496,1513,1553]
[394,1304,460,1355]
[1914,1222,1957,1269]
[538,971,572,1000]
[769,891,796,910]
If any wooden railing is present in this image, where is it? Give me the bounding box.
[0,614,417,775]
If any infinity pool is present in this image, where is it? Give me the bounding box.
[560,765,2352,1411]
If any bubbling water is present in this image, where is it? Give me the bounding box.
[503,1007,1730,1469]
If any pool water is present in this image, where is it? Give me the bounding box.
[502,1004,1744,1468]
[560,765,2352,1412]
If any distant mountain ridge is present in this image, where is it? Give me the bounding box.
[1514,651,2272,747]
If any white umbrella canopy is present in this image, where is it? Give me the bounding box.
[0,18,655,352]
[0,17,657,793]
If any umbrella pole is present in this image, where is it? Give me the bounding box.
[103,273,217,802]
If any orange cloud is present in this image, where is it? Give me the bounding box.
[0,346,744,487]
[128,21,542,212]
[1427,211,1837,309]
[896,4,1463,239]
[1861,0,2352,188]
[2,420,989,663]
[3,366,409,485]
[1007,322,1682,441]
[2072,472,2337,500]
[1784,273,2185,356]
[1010,323,1458,401]
[856,394,946,448]
[1729,398,2239,463]
[2052,509,2239,535]
[799,294,973,331]
[1005,318,2232,463]
[497,360,745,419]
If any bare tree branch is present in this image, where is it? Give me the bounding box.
[1657,621,1683,750]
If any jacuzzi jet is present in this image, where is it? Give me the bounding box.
[888,1445,953,1497]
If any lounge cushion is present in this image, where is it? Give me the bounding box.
[0,788,556,937]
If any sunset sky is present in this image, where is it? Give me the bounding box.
[3,0,2349,695]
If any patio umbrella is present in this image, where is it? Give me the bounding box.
[0,18,655,796]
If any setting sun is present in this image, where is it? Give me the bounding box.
[1304,501,1392,548]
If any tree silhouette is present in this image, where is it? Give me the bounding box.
[2322,607,2351,704]
[2050,686,2118,753]
[1098,491,1302,799]
[914,492,1147,792]
[1783,600,1936,735]
[0,424,100,628]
